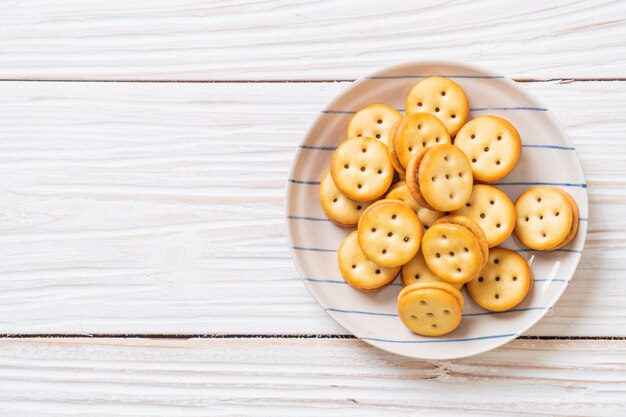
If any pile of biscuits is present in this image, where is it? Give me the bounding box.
[319,76,579,336]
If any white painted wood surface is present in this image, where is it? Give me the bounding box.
[0,80,623,335]
[0,338,625,416]
[1,0,626,80]
[1,1,625,414]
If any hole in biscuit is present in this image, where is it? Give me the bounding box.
[513,276,518,281]
[418,102,422,107]
[436,253,441,258]
[449,251,455,257]
[443,309,450,314]
[484,147,489,152]
[494,259,500,264]
[431,176,436,182]
[445,174,449,179]
[490,200,495,205]
[357,134,362,137]
[387,232,393,237]
[457,267,461,272]
[344,164,349,169]
[495,276,500,281]
[377,119,382,124]
[472,158,477,163]
[360,167,365,172]
[408,146,413,151]
[431,324,437,328]
[471,134,476,139]
[375,269,381,275]
[420,300,427,305]
[424,225,429,230]
[392,214,397,219]
[466,203,471,207]
[537,197,542,202]
[478,277,484,282]
[382,249,387,254]
[333,198,337,203]
[357,184,362,189]
[495,293,500,299]
[414,274,420,279]
[497,135,502,141]
[449,193,454,199]
[410,314,417,319]
[404,237,410,242]
[376,134,381,139]
[371,228,376,233]
[427,312,434,317]
[352,264,356,269]
[435,107,440,112]
[356,205,362,210]
[451,114,456,119]
[555,212,560,216]
[442,234,447,239]
[542,232,547,238]
[525,217,529,222]
[464,247,469,252]
[496,223,501,228]
[496,160,501,165]
[422,141,426,147]
[441,91,446,96]
[444,155,449,161]
[377,169,382,174]
[540,215,544,220]
[362,148,367,153]
[435,137,440,143]
[459,172,463,178]
[480,213,486,219]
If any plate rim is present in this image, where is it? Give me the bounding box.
[285,60,588,360]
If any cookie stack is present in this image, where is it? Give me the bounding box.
[319,76,579,337]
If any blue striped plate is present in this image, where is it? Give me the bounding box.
[286,61,588,359]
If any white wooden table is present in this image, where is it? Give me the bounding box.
[1,1,625,415]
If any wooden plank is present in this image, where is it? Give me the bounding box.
[0,80,623,335]
[0,337,624,416]
[1,0,625,80]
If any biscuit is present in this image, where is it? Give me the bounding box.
[395,113,451,169]
[387,118,407,178]
[397,282,464,336]
[319,172,374,227]
[548,188,579,250]
[405,147,435,210]
[467,247,533,311]
[401,251,463,290]
[330,136,394,202]
[454,116,521,182]
[414,144,474,211]
[385,181,444,229]
[338,231,400,291]
[421,222,484,284]
[514,186,575,250]
[452,184,516,247]
[357,200,423,267]
[405,76,469,137]
[434,215,489,269]
[346,104,403,147]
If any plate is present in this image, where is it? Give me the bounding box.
[286,61,587,360]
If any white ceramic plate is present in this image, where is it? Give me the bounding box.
[286,61,587,360]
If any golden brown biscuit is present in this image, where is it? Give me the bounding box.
[330,136,394,202]
[405,147,435,210]
[385,181,444,229]
[452,184,516,247]
[319,172,374,227]
[514,186,575,250]
[421,222,484,285]
[346,104,402,147]
[467,247,533,311]
[434,215,489,269]
[338,231,400,291]
[417,144,474,211]
[357,200,422,267]
[397,282,464,336]
[405,76,469,136]
[401,251,463,289]
[454,116,521,183]
[395,113,451,169]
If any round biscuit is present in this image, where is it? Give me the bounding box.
[330,136,394,202]
[388,118,407,178]
[452,184,516,247]
[338,231,400,291]
[418,144,473,211]
[357,200,423,267]
[467,247,533,311]
[514,186,574,250]
[395,113,451,169]
[385,181,444,229]
[319,172,373,227]
[397,283,463,336]
[405,148,435,210]
[405,76,469,136]
[401,251,463,290]
[454,116,522,182]
[422,223,484,284]
[434,215,489,269]
[346,104,402,147]
[548,188,580,250]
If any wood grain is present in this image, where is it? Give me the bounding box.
[0,0,625,80]
[0,337,623,416]
[0,80,623,336]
